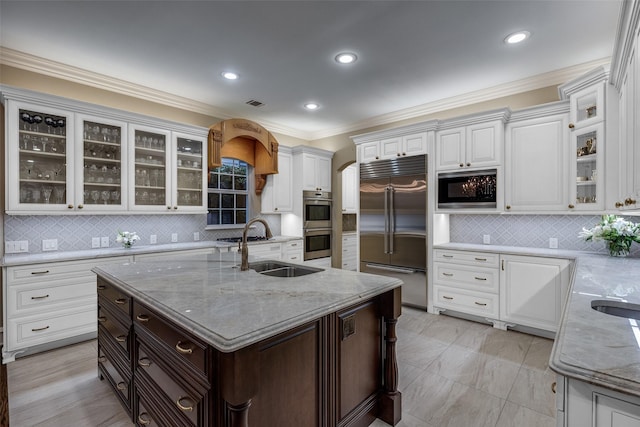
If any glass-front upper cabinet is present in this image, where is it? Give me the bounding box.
[570,122,604,211]
[6,100,75,213]
[172,132,207,212]
[568,82,605,130]
[75,115,127,211]
[128,125,170,212]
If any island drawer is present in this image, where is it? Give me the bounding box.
[136,394,165,427]
[98,302,132,358]
[133,301,207,375]
[97,278,131,317]
[433,285,499,318]
[433,263,499,293]
[98,346,131,413]
[433,249,500,268]
[136,343,205,427]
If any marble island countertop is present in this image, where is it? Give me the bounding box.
[0,235,302,267]
[92,251,402,353]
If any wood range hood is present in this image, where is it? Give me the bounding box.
[207,118,279,195]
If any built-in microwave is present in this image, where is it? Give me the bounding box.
[437,169,497,209]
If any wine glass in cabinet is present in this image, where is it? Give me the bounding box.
[128,124,171,212]
[570,122,604,211]
[7,101,75,213]
[75,114,128,212]
[172,132,207,212]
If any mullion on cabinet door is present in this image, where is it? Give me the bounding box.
[76,115,128,212]
[10,101,75,213]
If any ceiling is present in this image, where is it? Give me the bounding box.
[0,1,623,140]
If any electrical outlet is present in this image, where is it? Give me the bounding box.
[483,234,491,245]
[549,237,558,249]
[193,232,200,241]
[171,233,178,243]
[92,237,101,248]
[5,241,29,254]
[150,234,157,244]
[101,236,109,248]
[42,239,58,251]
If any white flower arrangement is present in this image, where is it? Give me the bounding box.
[579,215,640,257]
[116,231,140,248]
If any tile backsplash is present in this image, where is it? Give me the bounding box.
[449,214,640,256]
[4,214,281,254]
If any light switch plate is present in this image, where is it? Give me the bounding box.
[92,237,101,248]
[483,234,491,244]
[42,239,58,251]
[5,241,29,253]
[101,236,109,248]
[171,233,178,243]
[193,232,199,241]
[549,237,558,249]
[150,234,157,244]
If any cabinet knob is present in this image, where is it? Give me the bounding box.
[625,198,637,205]
[275,207,278,211]
[77,204,83,209]
[505,205,511,210]
[402,152,406,156]
[375,156,379,159]
[568,123,575,129]
[397,153,401,157]
[167,206,172,209]
[67,204,74,209]
[466,162,471,167]
[568,204,575,209]
[173,206,178,210]
[459,163,464,167]
[616,201,625,208]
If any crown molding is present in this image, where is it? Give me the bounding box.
[1,47,611,141]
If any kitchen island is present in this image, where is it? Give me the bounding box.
[550,253,640,425]
[93,251,402,427]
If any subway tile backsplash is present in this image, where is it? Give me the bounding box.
[4,214,282,254]
[449,214,640,256]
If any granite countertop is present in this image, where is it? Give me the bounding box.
[0,235,303,267]
[433,242,590,259]
[92,251,402,353]
[550,254,640,397]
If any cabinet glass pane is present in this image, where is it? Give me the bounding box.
[82,120,123,206]
[575,130,597,205]
[176,137,203,207]
[575,92,598,124]
[18,109,68,204]
[134,130,166,206]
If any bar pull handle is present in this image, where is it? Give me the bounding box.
[502,260,505,271]
[31,270,50,275]
[474,277,487,281]
[31,294,49,300]
[474,257,487,261]
[442,254,453,258]
[474,302,487,306]
[442,272,454,277]
[443,295,453,300]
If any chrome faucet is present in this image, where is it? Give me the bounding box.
[240,217,273,271]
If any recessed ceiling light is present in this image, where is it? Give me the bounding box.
[335,52,358,64]
[221,71,239,80]
[505,31,530,44]
[304,102,320,110]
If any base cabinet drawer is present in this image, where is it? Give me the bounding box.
[433,262,499,293]
[7,276,97,317]
[433,249,500,268]
[434,286,499,318]
[6,305,96,350]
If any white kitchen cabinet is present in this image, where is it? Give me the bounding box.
[557,375,640,427]
[293,147,333,192]
[233,241,283,260]
[500,255,570,332]
[132,248,214,261]
[2,87,209,215]
[261,146,293,213]
[341,233,357,271]
[504,105,570,212]
[341,163,358,214]
[356,132,427,163]
[570,122,605,211]
[358,140,381,162]
[2,256,132,362]
[433,249,500,319]
[567,81,606,130]
[5,99,76,214]
[435,117,505,171]
[282,239,304,263]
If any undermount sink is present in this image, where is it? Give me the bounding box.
[248,260,324,278]
[591,299,640,321]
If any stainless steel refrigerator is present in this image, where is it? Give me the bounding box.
[359,155,427,309]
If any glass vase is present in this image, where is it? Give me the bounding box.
[607,240,631,257]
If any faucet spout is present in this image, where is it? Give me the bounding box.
[241,218,273,271]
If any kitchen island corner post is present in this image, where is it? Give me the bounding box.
[220,345,260,427]
[380,286,402,426]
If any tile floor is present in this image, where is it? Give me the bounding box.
[6,308,557,427]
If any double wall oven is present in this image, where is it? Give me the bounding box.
[303,190,332,261]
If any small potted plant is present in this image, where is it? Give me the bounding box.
[579,215,640,257]
[116,231,140,249]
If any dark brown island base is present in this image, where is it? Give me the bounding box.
[93,252,402,427]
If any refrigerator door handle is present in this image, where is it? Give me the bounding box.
[383,186,390,254]
[389,186,395,254]
[364,263,419,274]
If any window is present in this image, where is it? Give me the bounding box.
[207,158,248,225]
